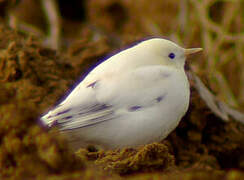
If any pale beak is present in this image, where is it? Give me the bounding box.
[184,48,202,57]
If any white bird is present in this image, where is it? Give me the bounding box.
[41,38,202,150]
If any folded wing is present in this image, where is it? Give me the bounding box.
[40,65,172,130]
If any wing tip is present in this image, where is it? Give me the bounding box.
[39,112,56,128]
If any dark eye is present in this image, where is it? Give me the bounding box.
[168,53,175,59]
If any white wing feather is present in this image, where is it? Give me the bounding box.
[41,65,172,130]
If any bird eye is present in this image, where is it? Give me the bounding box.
[168,53,175,59]
[169,53,175,59]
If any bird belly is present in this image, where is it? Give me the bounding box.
[64,77,190,150]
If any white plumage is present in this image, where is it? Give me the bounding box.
[41,38,202,149]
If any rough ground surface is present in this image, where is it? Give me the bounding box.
[0,0,244,179]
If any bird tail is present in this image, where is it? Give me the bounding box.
[40,105,72,127]
[40,111,55,127]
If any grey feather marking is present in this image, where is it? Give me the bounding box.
[127,93,167,112]
[56,109,71,116]
[128,106,142,112]
[86,80,98,88]
[78,104,111,115]
[55,103,116,131]
[60,111,115,130]
[156,95,164,102]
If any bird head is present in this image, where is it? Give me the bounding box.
[136,38,202,70]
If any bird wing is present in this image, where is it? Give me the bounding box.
[41,86,117,130]
[41,65,173,130]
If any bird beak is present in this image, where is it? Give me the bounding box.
[184,48,202,57]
